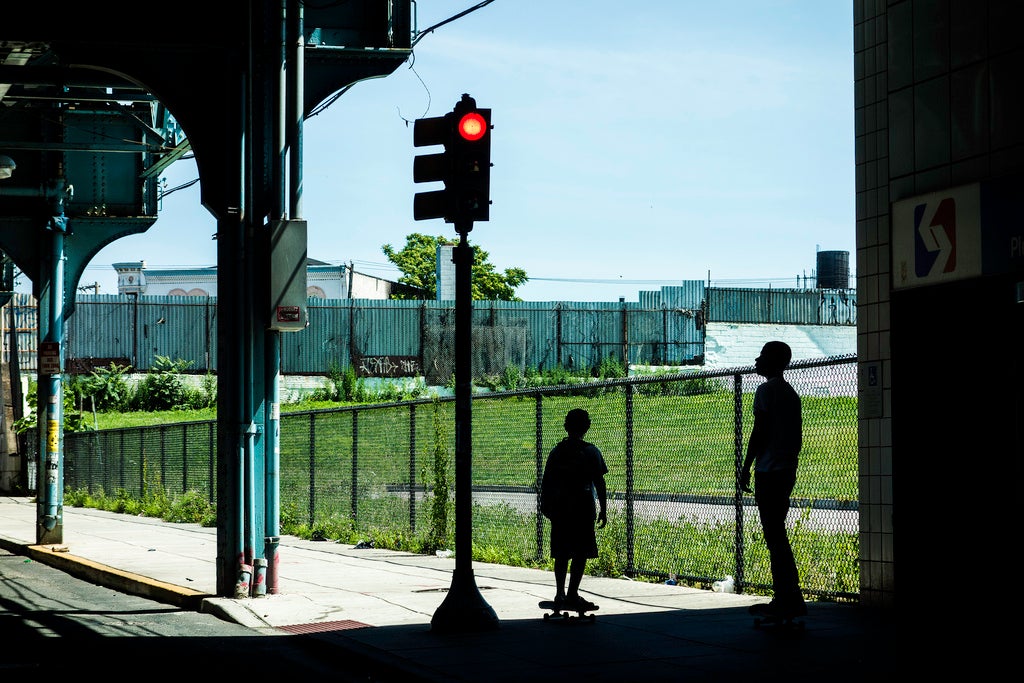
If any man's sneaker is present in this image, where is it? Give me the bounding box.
[784,598,807,617]
[565,595,599,612]
[750,598,806,618]
[774,592,807,617]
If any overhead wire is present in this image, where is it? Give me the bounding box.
[411,0,496,48]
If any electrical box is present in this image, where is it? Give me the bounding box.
[269,219,308,332]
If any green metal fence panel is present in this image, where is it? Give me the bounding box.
[66,295,216,372]
[65,295,135,369]
[63,296,719,377]
[22,286,857,376]
[281,299,352,374]
[709,287,858,325]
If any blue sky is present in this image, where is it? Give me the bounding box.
[79,1,855,302]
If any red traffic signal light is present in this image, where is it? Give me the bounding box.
[450,107,490,223]
[412,94,492,228]
[457,112,487,142]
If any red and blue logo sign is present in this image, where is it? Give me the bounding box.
[912,197,957,277]
[893,183,982,290]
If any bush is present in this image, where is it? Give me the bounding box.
[595,355,627,379]
[13,378,93,435]
[341,365,362,401]
[82,362,133,411]
[164,490,216,526]
[195,372,217,409]
[132,356,194,411]
[523,364,585,388]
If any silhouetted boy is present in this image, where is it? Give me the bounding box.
[741,341,806,618]
[541,408,608,611]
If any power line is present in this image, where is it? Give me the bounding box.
[80,261,850,292]
[529,277,686,285]
[412,0,497,47]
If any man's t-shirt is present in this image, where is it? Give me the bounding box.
[752,376,802,472]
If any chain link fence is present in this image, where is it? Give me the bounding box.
[62,354,859,601]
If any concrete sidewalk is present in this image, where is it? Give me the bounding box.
[0,497,894,681]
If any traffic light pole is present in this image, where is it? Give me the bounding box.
[415,93,497,631]
[430,225,500,633]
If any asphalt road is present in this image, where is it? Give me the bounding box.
[0,547,389,678]
[464,491,859,533]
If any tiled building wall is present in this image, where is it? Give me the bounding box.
[853,0,894,610]
[854,0,1023,609]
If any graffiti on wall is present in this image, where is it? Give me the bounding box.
[355,355,420,378]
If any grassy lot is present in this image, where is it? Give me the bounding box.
[87,387,857,501]
[260,390,858,502]
[76,383,859,597]
[88,400,330,430]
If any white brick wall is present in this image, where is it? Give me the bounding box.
[702,322,856,369]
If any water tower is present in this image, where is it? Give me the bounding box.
[816,250,850,289]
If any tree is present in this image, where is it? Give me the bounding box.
[382,233,528,301]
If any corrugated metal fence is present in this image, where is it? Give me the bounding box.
[708,287,857,325]
[3,285,856,376]
[62,355,860,601]
[2,292,38,374]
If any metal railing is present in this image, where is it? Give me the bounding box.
[62,354,859,601]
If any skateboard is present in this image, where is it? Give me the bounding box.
[753,614,805,631]
[539,600,597,622]
[751,605,805,631]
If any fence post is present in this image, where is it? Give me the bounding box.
[409,403,416,533]
[621,303,629,368]
[625,383,635,576]
[119,431,125,492]
[351,410,358,522]
[205,297,213,371]
[556,304,562,367]
[348,301,356,370]
[208,422,215,503]
[535,391,544,563]
[182,425,188,494]
[138,432,145,499]
[159,424,166,489]
[76,433,85,492]
[733,372,746,592]
[131,294,138,368]
[89,432,99,494]
[661,308,667,365]
[419,302,426,383]
[308,413,315,528]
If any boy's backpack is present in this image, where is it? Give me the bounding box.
[540,439,587,520]
[540,473,561,520]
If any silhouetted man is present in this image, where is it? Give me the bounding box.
[741,341,806,618]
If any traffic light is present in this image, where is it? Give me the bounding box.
[413,93,491,227]
[451,103,491,223]
[413,113,454,221]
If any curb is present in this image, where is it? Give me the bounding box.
[18,541,213,610]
